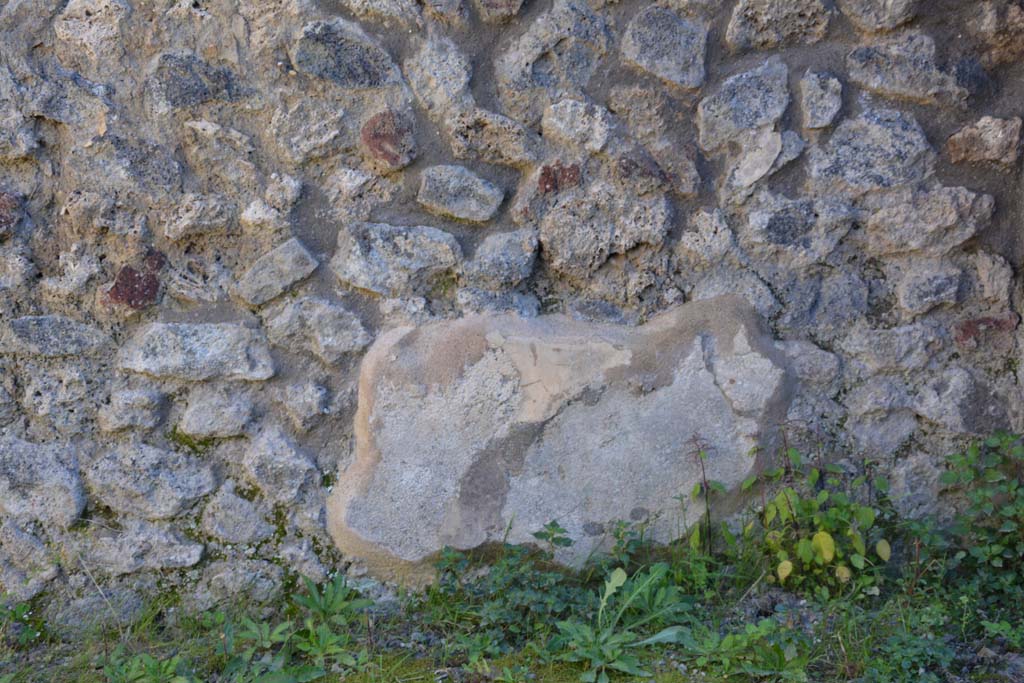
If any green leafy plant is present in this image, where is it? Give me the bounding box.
[532,520,573,556]
[757,450,893,597]
[424,543,593,653]
[290,574,371,627]
[942,433,1024,600]
[554,564,693,682]
[102,648,195,683]
[982,619,1024,651]
[671,618,811,681]
[0,599,48,648]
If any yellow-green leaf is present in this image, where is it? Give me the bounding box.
[812,531,836,563]
[777,560,794,583]
[876,539,892,562]
[835,565,853,583]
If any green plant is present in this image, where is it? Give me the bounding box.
[942,433,1024,600]
[0,599,48,648]
[860,627,954,683]
[102,648,195,683]
[533,520,573,557]
[293,618,365,670]
[554,564,692,682]
[757,450,893,598]
[290,574,372,627]
[673,618,811,681]
[424,543,593,653]
[982,619,1024,651]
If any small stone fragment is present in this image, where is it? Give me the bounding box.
[463,229,538,290]
[740,191,852,272]
[424,0,467,25]
[291,19,401,88]
[0,245,36,290]
[895,262,962,316]
[840,322,945,374]
[52,0,131,76]
[0,521,59,602]
[697,58,790,152]
[404,35,473,120]
[19,363,96,436]
[265,175,303,212]
[417,166,504,223]
[98,388,164,432]
[338,0,422,26]
[0,435,85,528]
[179,385,253,439]
[864,186,993,257]
[330,222,462,298]
[269,99,345,166]
[0,190,21,240]
[85,520,203,576]
[539,190,671,282]
[201,484,274,545]
[542,100,613,154]
[118,323,275,381]
[847,32,966,106]
[264,296,371,365]
[0,384,15,426]
[621,6,707,89]
[277,382,332,433]
[449,108,539,167]
[947,116,1021,168]
[474,0,523,22]
[243,427,318,505]
[913,366,1008,435]
[972,1,1024,67]
[46,588,144,640]
[726,0,830,50]
[240,199,288,234]
[147,52,237,113]
[838,0,917,33]
[494,0,611,125]
[85,443,216,520]
[360,109,417,173]
[232,238,318,307]
[164,194,235,241]
[800,71,842,129]
[971,251,1014,304]
[0,315,110,358]
[194,560,284,609]
[807,104,933,197]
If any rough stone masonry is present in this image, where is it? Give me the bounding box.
[0,0,1022,625]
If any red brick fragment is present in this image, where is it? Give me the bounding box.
[538,162,581,194]
[107,265,160,310]
[954,314,1019,352]
[360,110,416,171]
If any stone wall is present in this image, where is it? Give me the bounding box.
[1,0,1022,617]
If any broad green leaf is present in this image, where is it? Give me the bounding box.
[633,626,698,649]
[835,565,852,583]
[876,539,892,562]
[603,568,628,603]
[812,531,836,563]
[777,560,794,583]
[796,538,814,564]
[855,507,877,529]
